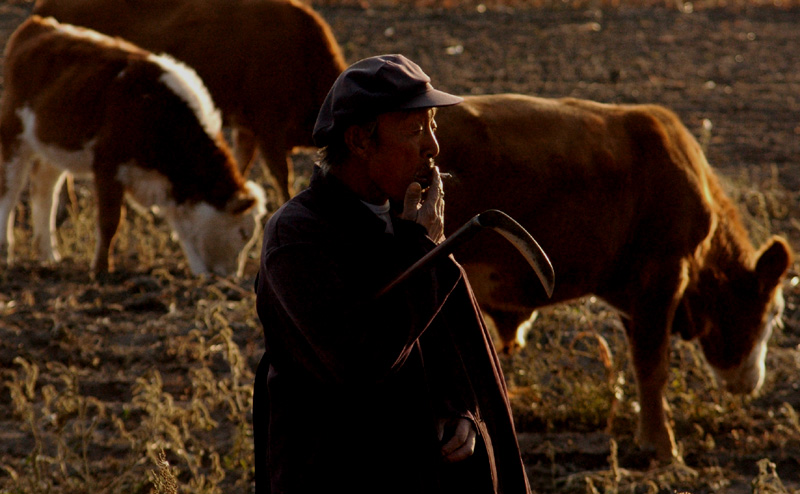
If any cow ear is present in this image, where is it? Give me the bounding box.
[755,236,793,292]
[226,193,256,215]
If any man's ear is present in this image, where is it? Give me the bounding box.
[344,125,371,159]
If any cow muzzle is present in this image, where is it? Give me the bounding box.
[713,321,774,395]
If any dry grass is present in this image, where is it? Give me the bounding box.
[2,322,256,493]
[1,219,261,493]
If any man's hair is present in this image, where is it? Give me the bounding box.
[316,119,378,173]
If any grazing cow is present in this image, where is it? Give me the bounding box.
[0,16,267,277]
[434,94,792,461]
[33,0,348,203]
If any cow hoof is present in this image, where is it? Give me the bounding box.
[618,440,682,469]
[617,441,658,469]
[91,269,113,284]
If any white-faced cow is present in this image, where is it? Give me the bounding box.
[33,0,348,203]
[434,94,792,462]
[0,16,267,277]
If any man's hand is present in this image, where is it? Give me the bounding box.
[401,166,445,243]
[438,417,477,463]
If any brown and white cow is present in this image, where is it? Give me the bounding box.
[0,16,267,277]
[33,0,348,203]
[434,94,792,461]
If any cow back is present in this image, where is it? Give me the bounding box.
[435,94,714,311]
[33,0,347,149]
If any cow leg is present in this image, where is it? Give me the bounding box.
[623,317,677,462]
[29,159,67,262]
[620,265,683,462]
[92,173,125,275]
[258,137,294,205]
[0,145,35,264]
[232,126,259,177]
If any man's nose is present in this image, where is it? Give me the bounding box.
[423,131,440,159]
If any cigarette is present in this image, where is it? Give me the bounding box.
[440,173,453,179]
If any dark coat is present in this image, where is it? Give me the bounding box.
[254,168,530,494]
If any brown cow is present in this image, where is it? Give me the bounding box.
[0,16,266,277]
[434,94,792,462]
[33,0,348,203]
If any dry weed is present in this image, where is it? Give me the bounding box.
[1,306,256,494]
[752,459,797,494]
[149,450,178,494]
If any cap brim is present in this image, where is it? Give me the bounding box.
[396,88,464,111]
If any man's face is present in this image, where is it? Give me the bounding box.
[363,108,440,204]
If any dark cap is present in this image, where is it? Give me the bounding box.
[312,54,463,147]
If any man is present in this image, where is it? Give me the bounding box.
[254,54,531,493]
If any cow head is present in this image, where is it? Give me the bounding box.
[676,237,792,394]
[171,181,267,277]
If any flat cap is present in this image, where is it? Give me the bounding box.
[312,54,463,147]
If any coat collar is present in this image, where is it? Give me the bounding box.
[307,166,391,238]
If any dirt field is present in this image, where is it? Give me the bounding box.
[1,1,799,493]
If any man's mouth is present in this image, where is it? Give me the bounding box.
[414,163,436,191]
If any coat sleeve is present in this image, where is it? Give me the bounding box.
[418,271,481,419]
[258,218,463,386]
